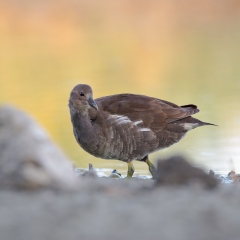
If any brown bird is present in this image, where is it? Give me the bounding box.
[68,84,216,178]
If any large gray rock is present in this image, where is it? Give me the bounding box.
[0,105,78,189]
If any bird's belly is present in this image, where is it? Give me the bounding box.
[103,130,186,161]
[99,132,157,161]
[75,125,186,161]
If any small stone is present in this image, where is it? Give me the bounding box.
[209,170,215,177]
[109,169,122,178]
[227,170,239,182]
[81,163,98,178]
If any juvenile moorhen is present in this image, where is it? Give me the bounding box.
[69,84,216,178]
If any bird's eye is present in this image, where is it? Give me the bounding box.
[80,92,84,96]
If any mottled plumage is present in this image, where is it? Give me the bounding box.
[69,84,216,178]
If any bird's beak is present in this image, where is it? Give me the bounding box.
[88,95,98,110]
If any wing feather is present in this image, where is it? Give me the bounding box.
[95,94,199,130]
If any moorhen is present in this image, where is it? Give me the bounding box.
[69,84,216,178]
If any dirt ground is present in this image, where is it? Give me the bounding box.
[1,178,240,240]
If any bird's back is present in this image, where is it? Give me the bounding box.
[86,94,203,161]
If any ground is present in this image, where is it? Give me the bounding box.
[1,178,240,240]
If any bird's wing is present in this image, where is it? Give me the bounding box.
[95,94,199,131]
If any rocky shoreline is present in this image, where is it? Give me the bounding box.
[75,166,240,184]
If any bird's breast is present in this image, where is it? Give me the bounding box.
[95,113,159,160]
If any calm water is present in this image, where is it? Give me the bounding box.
[1,1,240,175]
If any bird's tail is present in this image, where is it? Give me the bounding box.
[177,117,218,130]
[198,121,218,127]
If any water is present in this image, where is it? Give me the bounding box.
[1,0,240,176]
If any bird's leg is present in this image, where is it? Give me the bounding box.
[126,162,135,178]
[143,156,157,179]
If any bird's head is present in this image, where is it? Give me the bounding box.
[68,84,98,113]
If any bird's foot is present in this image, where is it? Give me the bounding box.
[146,159,158,179]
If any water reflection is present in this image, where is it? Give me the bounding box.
[0,0,240,174]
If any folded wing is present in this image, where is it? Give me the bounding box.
[95,94,199,131]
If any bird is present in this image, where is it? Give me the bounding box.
[68,84,216,179]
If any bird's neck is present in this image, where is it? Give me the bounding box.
[71,111,95,140]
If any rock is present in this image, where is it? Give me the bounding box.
[227,170,240,182]
[0,105,78,190]
[156,156,219,189]
[109,169,122,178]
[209,169,215,177]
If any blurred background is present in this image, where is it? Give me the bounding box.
[1,0,240,175]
